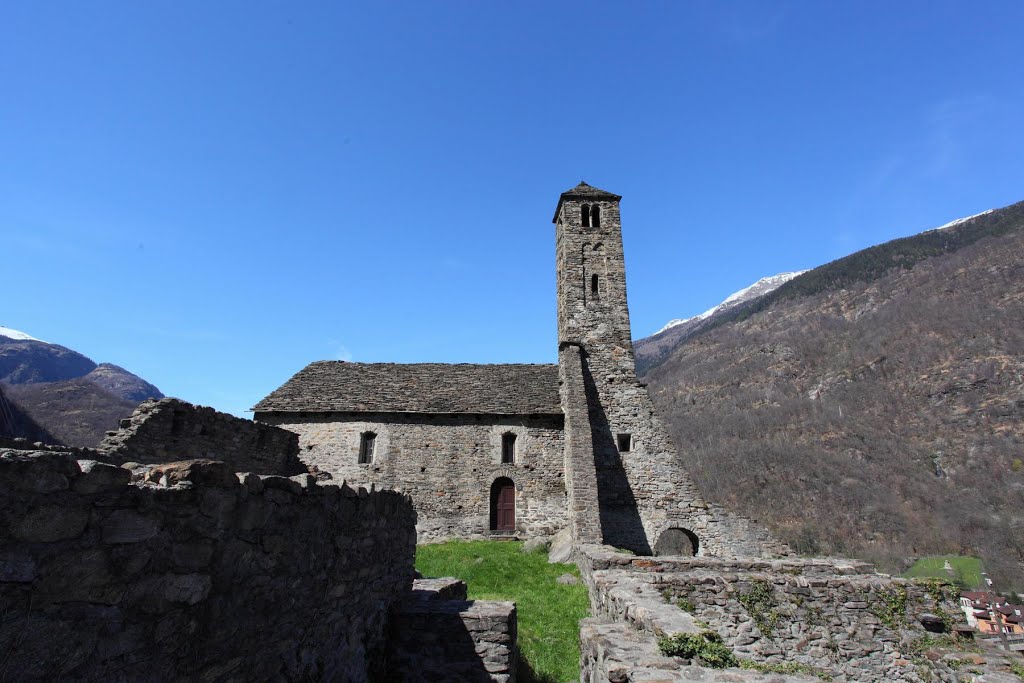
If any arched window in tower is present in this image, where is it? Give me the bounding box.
[591,274,600,295]
[580,204,591,228]
[592,204,601,227]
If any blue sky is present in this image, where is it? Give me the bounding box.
[3,2,1023,417]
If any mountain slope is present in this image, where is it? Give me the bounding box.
[0,327,164,446]
[636,271,805,375]
[642,201,1024,587]
[4,378,137,447]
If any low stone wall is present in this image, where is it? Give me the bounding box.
[577,545,968,683]
[0,448,416,682]
[389,579,518,682]
[99,398,304,475]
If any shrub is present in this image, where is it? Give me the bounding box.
[658,631,737,668]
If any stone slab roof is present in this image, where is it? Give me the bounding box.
[253,362,562,415]
[552,181,622,222]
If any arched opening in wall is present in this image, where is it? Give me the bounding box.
[501,432,516,464]
[654,527,700,557]
[581,203,591,228]
[489,477,516,532]
[592,204,601,227]
[591,274,599,295]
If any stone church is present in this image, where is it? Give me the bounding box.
[255,183,784,557]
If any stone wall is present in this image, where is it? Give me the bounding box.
[389,578,517,682]
[577,545,968,683]
[257,411,568,541]
[99,398,303,475]
[0,448,416,682]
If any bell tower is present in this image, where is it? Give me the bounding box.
[553,181,637,383]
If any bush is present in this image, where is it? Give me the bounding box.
[657,631,737,668]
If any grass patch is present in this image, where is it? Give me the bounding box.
[902,556,984,589]
[658,631,737,668]
[416,540,590,683]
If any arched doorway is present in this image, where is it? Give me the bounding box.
[654,528,700,557]
[490,477,516,532]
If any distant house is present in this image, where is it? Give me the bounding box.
[960,591,1024,635]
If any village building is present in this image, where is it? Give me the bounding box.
[255,182,786,557]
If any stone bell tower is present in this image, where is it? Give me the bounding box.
[553,181,784,557]
[554,182,637,384]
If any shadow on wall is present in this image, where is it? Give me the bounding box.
[582,355,652,556]
[387,587,517,681]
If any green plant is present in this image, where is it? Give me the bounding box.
[1006,658,1024,678]
[739,659,833,681]
[676,598,696,613]
[657,631,737,669]
[738,580,781,638]
[871,585,908,631]
[1012,458,1022,472]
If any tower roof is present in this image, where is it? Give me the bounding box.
[552,181,622,223]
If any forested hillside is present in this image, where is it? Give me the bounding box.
[642,203,1024,588]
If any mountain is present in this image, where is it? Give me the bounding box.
[84,363,163,403]
[635,271,805,375]
[639,200,1024,588]
[0,327,163,446]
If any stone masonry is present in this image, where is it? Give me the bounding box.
[553,183,787,556]
[0,448,416,681]
[99,397,304,475]
[576,545,974,683]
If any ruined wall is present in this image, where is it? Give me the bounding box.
[578,546,966,683]
[0,449,416,682]
[100,398,303,475]
[256,411,568,541]
[389,578,517,682]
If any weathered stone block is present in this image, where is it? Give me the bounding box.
[102,509,159,543]
[14,504,89,542]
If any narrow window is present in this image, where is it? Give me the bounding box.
[581,204,591,228]
[617,433,632,452]
[591,274,599,295]
[358,432,376,464]
[501,433,516,464]
[592,204,601,227]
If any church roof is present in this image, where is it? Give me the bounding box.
[253,362,562,415]
[552,181,621,222]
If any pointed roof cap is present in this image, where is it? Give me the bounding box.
[552,181,622,222]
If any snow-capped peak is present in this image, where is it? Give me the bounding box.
[0,325,44,342]
[926,209,993,233]
[654,271,807,335]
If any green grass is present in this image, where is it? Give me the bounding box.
[902,556,984,589]
[415,540,590,683]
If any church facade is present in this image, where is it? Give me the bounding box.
[255,183,785,557]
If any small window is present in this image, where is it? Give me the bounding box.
[591,274,599,294]
[581,204,591,228]
[501,433,516,464]
[358,432,376,464]
[617,433,632,452]
[592,204,601,227]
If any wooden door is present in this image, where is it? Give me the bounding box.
[491,478,515,531]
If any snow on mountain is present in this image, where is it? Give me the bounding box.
[0,326,43,342]
[927,209,993,233]
[654,271,807,335]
